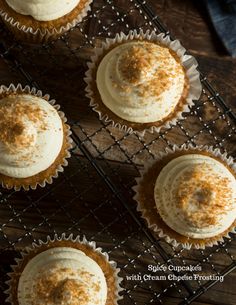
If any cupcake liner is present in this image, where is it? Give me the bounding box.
[0,83,73,191]
[84,30,202,136]
[5,233,123,305]
[0,0,93,43]
[133,144,236,249]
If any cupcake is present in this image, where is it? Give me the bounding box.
[0,84,72,191]
[0,0,92,42]
[6,234,122,305]
[85,30,202,136]
[133,145,236,249]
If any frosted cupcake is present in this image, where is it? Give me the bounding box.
[6,235,122,305]
[85,30,202,135]
[133,146,236,249]
[0,84,72,190]
[0,0,92,42]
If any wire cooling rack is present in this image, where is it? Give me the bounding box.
[0,0,236,304]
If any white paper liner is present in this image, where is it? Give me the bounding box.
[0,0,93,42]
[0,83,73,191]
[84,30,202,136]
[133,144,236,249]
[5,233,123,305]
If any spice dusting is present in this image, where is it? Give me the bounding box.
[0,95,48,153]
[176,163,233,228]
[116,41,184,98]
[31,267,101,305]
[119,44,155,84]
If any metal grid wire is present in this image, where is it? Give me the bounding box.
[0,0,236,304]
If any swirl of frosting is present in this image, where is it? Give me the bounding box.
[154,154,236,239]
[0,94,63,178]
[17,247,107,305]
[96,41,186,123]
[5,0,80,21]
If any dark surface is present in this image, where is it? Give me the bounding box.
[149,0,236,111]
[0,1,236,305]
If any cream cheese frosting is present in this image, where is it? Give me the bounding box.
[5,0,80,21]
[0,94,63,178]
[96,41,186,123]
[154,154,236,239]
[17,247,107,305]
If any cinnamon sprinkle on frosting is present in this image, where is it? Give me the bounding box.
[33,267,100,305]
[119,44,156,84]
[96,39,187,123]
[0,96,48,153]
[154,153,236,239]
[176,163,232,228]
[117,41,183,98]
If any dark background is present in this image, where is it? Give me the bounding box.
[149,0,236,112]
[0,1,235,305]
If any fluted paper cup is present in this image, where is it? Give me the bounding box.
[5,233,123,305]
[133,144,236,249]
[85,30,202,136]
[0,84,72,191]
[0,0,93,43]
